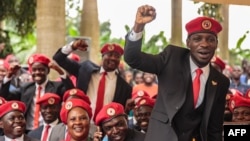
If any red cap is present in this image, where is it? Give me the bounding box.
[28,54,51,67]
[229,94,250,112]
[132,90,150,103]
[63,88,91,105]
[36,93,61,106]
[185,17,222,37]
[60,99,92,124]
[0,101,26,118]
[68,53,80,62]
[95,102,126,126]
[3,54,15,70]
[101,43,124,55]
[211,56,226,71]
[0,97,7,105]
[135,96,155,109]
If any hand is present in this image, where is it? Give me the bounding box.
[125,98,135,113]
[49,61,65,75]
[6,63,21,78]
[71,39,88,51]
[93,126,103,141]
[133,5,156,32]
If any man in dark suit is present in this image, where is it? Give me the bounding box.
[0,54,73,132]
[124,5,230,141]
[0,100,39,141]
[53,41,132,137]
[93,102,145,141]
[28,93,61,141]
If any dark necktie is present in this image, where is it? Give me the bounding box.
[94,72,107,121]
[193,69,203,108]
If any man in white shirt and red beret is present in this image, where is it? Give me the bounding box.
[124,5,229,141]
[0,100,39,141]
[28,93,61,141]
[0,54,73,132]
[53,41,132,137]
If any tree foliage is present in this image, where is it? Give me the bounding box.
[0,0,36,58]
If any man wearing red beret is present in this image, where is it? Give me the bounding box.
[53,39,132,137]
[0,101,39,141]
[229,93,250,122]
[93,102,145,141]
[124,5,230,141]
[0,53,73,132]
[28,93,61,141]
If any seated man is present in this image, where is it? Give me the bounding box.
[94,102,145,141]
[133,96,155,133]
[229,92,250,122]
[0,100,39,141]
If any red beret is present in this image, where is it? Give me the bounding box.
[135,96,155,109]
[101,43,124,55]
[68,53,80,62]
[3,54,15,70]
[0,97,7,105]
[36,93,61,106]
[229,94,250,112]
[132,90,150,103]
[28,54,51,67]
[211,56,226,71]
[63,88,91,105]
[60,99,92,124]
[95,102,126,126]
[0,101,26,118]
[185,16,222,37]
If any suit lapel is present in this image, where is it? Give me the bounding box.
[203,66,218,123]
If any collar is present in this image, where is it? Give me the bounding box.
[5,134,24,141]
[189,56,210,76]
[44,118,59,128]
[35,78,49,88]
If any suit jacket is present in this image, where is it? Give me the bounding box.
[48,123,66,141]
[27,126,43,140]
[124,37,230,141]
[0,134,39,141]
[53,49,132,107]
[0,78,73,130]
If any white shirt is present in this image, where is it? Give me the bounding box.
[41,119,59,141]
[5,134,24,141]
[190,57,209,108]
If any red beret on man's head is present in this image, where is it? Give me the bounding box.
[60,98,92,124]
[0,101,26,118]
[229,94,250,112]
[28,54,51,67]
[101,43,124,55]
[63,88,91,105]
[95,102,126,126]
[132,90,150,104]
[211,56,226,71]
[36,93,61,106]
[135,96,155,109]
[185,16,222,37]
